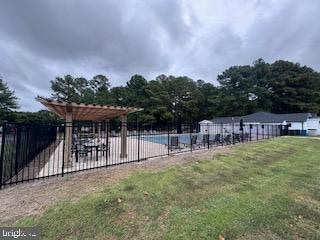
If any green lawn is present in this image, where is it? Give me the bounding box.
[17,138,320,239]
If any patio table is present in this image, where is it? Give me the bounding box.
[83,142,100,162]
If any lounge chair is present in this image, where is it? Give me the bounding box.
[233,133,241,143]
[212,134,222,145]
[188,135,200,149]
[202,134,209,146]
[243,133,249,141]
[168,136,184,151]
[202,134,220,146]
[222,134,232,145]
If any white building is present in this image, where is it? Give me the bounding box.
[199,112,320,136]
[199,120,214,133]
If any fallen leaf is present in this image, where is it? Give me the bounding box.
[117,198,122,203]
[219,234,225,240]
[144,191,149,196]
[298,215,303,220]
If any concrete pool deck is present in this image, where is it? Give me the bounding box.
[36,136,195,178]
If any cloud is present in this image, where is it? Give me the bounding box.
[0,0,319,111]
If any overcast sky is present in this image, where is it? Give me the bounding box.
[1,0,319,111]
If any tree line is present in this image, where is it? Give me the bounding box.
[1,59,320,124]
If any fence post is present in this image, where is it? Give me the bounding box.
[279,125,282,136]
[14,124,22,185]
[207,123,210,149]
[241,127,244,143]
[190,123,192,152]
[61,123,65,177]
[262,125,264,139]
[14,124,21,177]
[0,123,6,189]
[106,121,109,167]
[137,123,140,161]
[256,125,259,141]
[232,122,235,144]
[167,125,170,156]
[219,124,221,147]
[249,124,252,142]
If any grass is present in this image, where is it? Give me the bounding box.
[16,137,320,239]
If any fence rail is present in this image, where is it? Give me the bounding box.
[0,121,288,189]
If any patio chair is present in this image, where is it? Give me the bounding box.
[235,132,247,142]
[233,133,241,143]
[75,144,89,162]
[201,134,218,146]
[97,142,111,156]
[222,134,232,145]
[212,134,222,145]
[202,134,209,146]
[191,135,197,144]
[188,135,199,149]
[243,133,249,141]
[71,134,78,153]
[168,136,184,151]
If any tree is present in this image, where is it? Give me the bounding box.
[45,59,320,126]
[143,79,173,125]
[126,74,148,106]
[110,86,129,106]
[216,59,320,116]
[50,74,112,104]
[152,75,201,128]
[267,60,320,113]
[89,75,112,104]
[51,75,88,102]
[197,80,219,120]
[217,63,263,116]
[251,59,273,112]
[0,77,19,112]
[6,110,58,123]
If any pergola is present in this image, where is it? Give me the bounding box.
[37,97,143,166]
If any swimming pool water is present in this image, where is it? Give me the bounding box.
[136,133,214,145]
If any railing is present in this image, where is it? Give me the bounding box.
[0,121,288,189]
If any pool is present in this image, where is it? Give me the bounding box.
[136,133,211,145]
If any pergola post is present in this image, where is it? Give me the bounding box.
[92,122,96,138]
[105,120,110,138]
[64,109,73,167]
[97,122,101,142]
[120,114,127,158]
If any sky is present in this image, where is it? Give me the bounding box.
[0,0,320,111]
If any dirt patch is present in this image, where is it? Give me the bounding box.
[0,146,231,224]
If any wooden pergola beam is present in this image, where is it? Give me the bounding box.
[36,96,142,121]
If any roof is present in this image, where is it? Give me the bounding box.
[199,120,213,124]
[37,96,143,121]
[275,113,312,122]
[212,111,314,124]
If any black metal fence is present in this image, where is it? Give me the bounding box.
[0,121,288,188]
